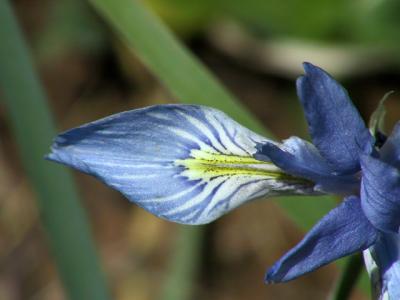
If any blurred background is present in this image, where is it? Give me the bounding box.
[1,0,400,299]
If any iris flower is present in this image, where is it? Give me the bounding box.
[47,63,399,298]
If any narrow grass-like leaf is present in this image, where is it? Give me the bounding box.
[88,0,267,135]
[0,1,110,299]
[330,254,364,300]
[161,227,203,300]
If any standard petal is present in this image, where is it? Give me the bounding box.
[265,196,378,283]
[371,233,400,300]
[297,62,373,174]
[255,137,359,195]
[360,154,400,233]
[47,104,316,225]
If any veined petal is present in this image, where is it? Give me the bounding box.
[255,137,359,195]
[47,104,316,225]
[266,196,378,283]
[297,62,373,174]
[360,154,400,233]
[366,233,400,300]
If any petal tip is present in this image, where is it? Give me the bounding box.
[45,137,67,163]
[265,262,290,283]
[264,268,278,284]
[301,62,327,78]
[302,61,314,71]
[44,152,55,162]
[253,142,274,162]
[44,147,73,168]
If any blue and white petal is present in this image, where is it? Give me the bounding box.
[297,62,373,174]
[47,104,317,225]
[363,248,382,300]
[360,154,400,233]
[265,196,378,283]
[365,233,400,300]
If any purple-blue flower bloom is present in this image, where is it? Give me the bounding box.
[260,64,400,299]
[46,63,400,298]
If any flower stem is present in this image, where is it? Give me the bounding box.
[331,253,364,300]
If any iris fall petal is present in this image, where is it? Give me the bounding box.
[47,104,316,224]
[265,196,378,283]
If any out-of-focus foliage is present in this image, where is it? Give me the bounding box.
[143,0,400,49]
[222,0,400,47]
[36,0,106,59]
[352,0,400,47]
[143,0,215,37]
[220,0,352,41]
[0,1,110,300]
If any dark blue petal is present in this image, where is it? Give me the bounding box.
[360,154,400,233]
[255,137,359,195]
[266,196,377,283]
[380,122,400,168]
[47,104,315,224]
[297,62,373,174]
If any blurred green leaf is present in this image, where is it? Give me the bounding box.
[161,227,203,300]
[89,0,267,135]
[143,0,215,37]
[219,0,353,41]
[0,1,110,299]
[330,254,364,300]
[36,0,106,60]
[219,0,400,48]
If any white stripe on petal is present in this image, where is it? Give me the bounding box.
[167,127,216,153]
[141,181,205,203]
[204,112,248,156]
[176,109,227,153]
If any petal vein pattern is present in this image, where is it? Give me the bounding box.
[47,104,316,224]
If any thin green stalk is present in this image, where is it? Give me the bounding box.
[161,227,203,300]
[0,1,110,299]
[331,254,364,300]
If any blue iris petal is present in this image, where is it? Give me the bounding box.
[47,104,316,225]
[255,137,359,195]
[266,196,378,283]
[297,63,373,174]
[360,154,400,233]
